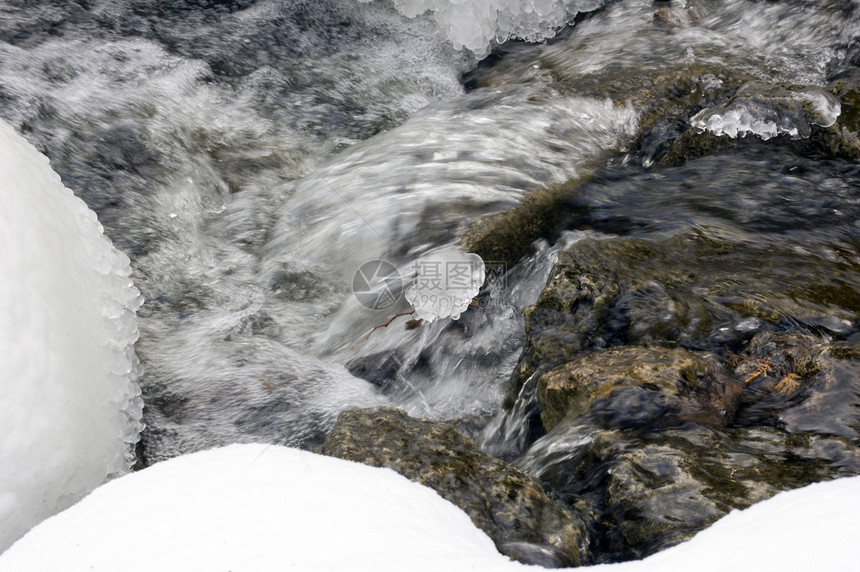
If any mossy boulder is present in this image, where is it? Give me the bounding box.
[508,227,859,405]
[320,407,588,568]
[461,180,587,269]
[538,346,736,431]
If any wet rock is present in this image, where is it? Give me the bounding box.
[519,420,860,562]
[737,331,824,379]
[779,349,860,442]
[461,181,588,269]
[657,128,750,167]
[538,346,738,431]
[508,227,860,404]
[344,349,404,388]
[821,71,860,161]
[512,328,860,562]
[725,331,860,434]
[320,407,587,567]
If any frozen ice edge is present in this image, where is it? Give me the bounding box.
[359,0,606,56]
[690,86,841,141]
[0,119,144,552]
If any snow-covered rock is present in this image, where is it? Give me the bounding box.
[591,476,860,571]
[2,443,858,571]
[0,120,143,552]
[0,444,523,572]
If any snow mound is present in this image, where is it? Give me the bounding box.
[405,248,485,322]
[361,0,605,56]
[2,443,859,571]
[0,444,523,572]
[0,120,143,552]
[691,83,840,141]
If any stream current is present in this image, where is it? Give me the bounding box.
[2,0,859,564]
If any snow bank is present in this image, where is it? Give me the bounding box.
[0,444,523,572]
[361,0,605,56]
[0,120,143,552]
[3,443,858,571]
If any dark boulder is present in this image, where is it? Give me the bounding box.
[519,418,860,563]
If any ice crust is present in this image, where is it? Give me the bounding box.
[361,0,604,56]
[691,83,841,141]
[0,120,144,552]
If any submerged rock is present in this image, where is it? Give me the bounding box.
[495,217,860,562]
[821,70,860,161]
[320,407,587,568]
[509,307,860,563]
[344,349,405,389]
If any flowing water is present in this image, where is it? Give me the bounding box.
[2,0,860,563]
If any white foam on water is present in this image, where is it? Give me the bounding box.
[480,0,855,90]
[0,0,475,463]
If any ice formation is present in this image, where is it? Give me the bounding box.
[405,248,485,322]
[0,120,144,552]
[359,0,605,56]
[691,83,840,141]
